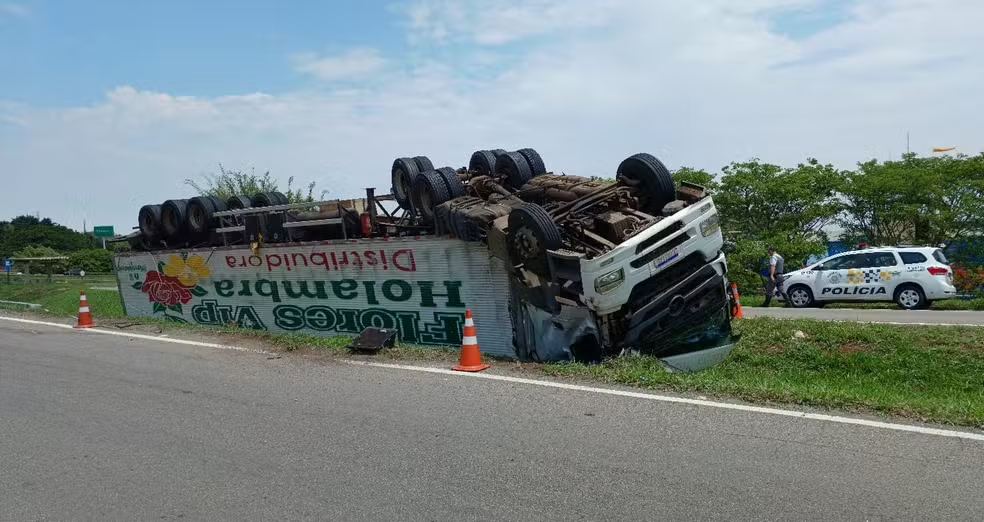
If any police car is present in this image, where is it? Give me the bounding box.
[778,246,957,310]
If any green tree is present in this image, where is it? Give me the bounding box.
[715,158,845,240]
[185,164,327,204]
[838,153,984,247]
[0,215,96,257]
[672,167,719,192]
[67,248,114,273]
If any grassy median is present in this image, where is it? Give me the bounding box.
[2,283,982,428]
[739,293,984,311]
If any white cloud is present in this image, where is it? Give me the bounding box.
[2,0,983,232]
[291,47,386,81]
[0,2,30,18]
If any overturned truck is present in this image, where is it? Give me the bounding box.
[114,148,737,369]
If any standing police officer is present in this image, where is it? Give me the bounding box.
[763,245,786,307]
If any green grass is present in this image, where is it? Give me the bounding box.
[740,293,984,311]
[0,282,124,317]
[543,318,984,428]
[3,283,984,427]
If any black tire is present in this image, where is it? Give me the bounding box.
[517,148,547,177]
[785,285,815,309]
[436,167,466,198]
[161,199,189,239]
[469,150,497,175]
[271,191,289,206]
[507,202,562,275]
[137,204,163,239]
[496,151,533,189]
[392,157,420,210]
[187,196,219,236]
[227,195,252,210]
[617,153,675,215]
[491,149,507,157]
[251,191,285,207]
[413,156,435,172]
[895,284,926,310]
[208,196,229,212]
[411,170,452,222]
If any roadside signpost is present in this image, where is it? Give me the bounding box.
[93,225,115,249]
[4,258,10,284]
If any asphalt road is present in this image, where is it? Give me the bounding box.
[2,319,983,521]
[743,306,984,325]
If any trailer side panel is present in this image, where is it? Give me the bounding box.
[114,237,516,357]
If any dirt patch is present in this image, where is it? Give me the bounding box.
[837,341,873,354]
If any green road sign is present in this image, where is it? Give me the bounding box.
[93,225,115,238]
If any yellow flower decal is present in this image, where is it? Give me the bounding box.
[880,271,892,281]
[847,269,863,285]
[162,254,211,288]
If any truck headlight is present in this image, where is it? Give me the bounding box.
[699,213,720,237]
[594,268,625,294]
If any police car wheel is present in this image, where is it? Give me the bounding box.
[786,285,814,308]
[895,284,925,310]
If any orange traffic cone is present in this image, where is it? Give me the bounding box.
[453,309,490,372]
[74,290,94,329]
[730,283,744,319]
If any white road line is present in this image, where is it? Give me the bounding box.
[345,360,984,442]
[0,315,267,354]
[4,313,983,442]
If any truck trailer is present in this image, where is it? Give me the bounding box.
[112,148,738,370]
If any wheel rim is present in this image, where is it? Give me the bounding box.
[790,289,810,307]
[514,227,541,260]
[900,289,920,308]
[189,206,205,231]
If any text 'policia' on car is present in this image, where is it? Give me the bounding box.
[111,148,738,369]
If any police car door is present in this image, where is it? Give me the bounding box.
[859,251,902,301]
[816,253,866,300]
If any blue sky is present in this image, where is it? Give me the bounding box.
[1,0,982,232]
[0,1,408,105]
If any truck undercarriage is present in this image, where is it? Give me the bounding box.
[119,148,737,364]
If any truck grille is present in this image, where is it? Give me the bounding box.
[627,252,706,305]
[618,256,728,353]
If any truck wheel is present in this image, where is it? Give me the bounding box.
[507,202,562,275]
[412,171,452,222]
[413,156,435,172]
[517,148,547,177]
[895,284,926,310]
[272,192,289,205]
[208,196,229,212]
[187,196,220,236]
[227,195,252,210]
[617,153,675,216]
[436,167,467,198]
[251,191,285,207]
[161,199,189,240]
[491,149,507,157]
[469,150,498,175]
[392,157,420,210]
[496,151,533,189]
[138,204,163,239]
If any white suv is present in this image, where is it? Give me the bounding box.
[779,246,957,310]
